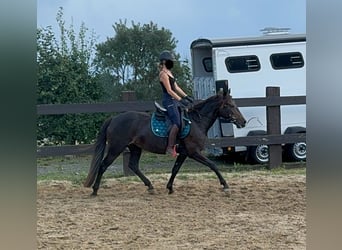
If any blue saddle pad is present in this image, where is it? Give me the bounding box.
[151,112,191,139]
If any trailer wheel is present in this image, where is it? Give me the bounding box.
[249,144,269,164]
[284,142,306,161]
[246,130,269,164]
[283,127,306,162]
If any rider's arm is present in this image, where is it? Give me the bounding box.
[174,82,188,98]
[159,72,182,101]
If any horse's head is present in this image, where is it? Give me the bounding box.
[218,90,246,128]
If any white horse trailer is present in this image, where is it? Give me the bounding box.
[190,34,306,163]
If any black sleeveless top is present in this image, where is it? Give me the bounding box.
[160,74,181,126]
[160,74,176,101]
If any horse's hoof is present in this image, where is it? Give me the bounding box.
[147,188,155,194]
[168,189,174,195]
[223,188,231,197]
[90,193,97,197]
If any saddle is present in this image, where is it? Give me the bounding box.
[151,101,191,138]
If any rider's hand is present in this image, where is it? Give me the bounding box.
[184,95,194,103]
[180,98,191,108]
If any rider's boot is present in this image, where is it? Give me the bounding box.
[166,124,179,158]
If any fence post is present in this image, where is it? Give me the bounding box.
[266,86,282,169]
[121,91,136,102]
[121,91,136,176]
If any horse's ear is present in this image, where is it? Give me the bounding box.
[221,88,230,97]
[217,87,225,96]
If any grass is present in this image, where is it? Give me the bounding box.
[37,152,306,185]
[38,173,88,185]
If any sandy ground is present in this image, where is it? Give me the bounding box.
[37,172,306,249]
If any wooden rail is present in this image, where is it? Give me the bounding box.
[37,96,306,115]
[37,134,305,157]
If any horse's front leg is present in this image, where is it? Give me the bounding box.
[190,152,229,191]
[166,153,187,194]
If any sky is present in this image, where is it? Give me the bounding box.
[37,0,306,59]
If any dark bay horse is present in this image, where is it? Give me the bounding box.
[84,91,246,195]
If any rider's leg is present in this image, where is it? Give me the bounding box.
[166,124,179,157]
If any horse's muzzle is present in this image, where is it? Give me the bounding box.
[234,119,246,128]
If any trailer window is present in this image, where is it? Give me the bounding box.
[202,57,213,72]
[270,52,304,69]
[225,55,260,73]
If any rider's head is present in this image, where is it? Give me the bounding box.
[159,50,175,69]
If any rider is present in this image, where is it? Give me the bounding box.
[158,50,194,157]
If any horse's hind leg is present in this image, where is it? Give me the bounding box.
[166,153,187,194]
[128,145,154,192]
[190,152,229,191]
[92,148,122,196]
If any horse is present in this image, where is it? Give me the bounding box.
[84,91,246,195]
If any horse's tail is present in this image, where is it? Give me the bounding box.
[84,117,112,187]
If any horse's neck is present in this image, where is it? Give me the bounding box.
[190,103,220,134]
[198,115,218,135]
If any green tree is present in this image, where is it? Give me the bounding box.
[94,20,192,101]
[37,7,106,145]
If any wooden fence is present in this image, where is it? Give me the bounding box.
[37,87,306,169]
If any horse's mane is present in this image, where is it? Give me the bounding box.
[191,95,222,111]
[188,95,223,121]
